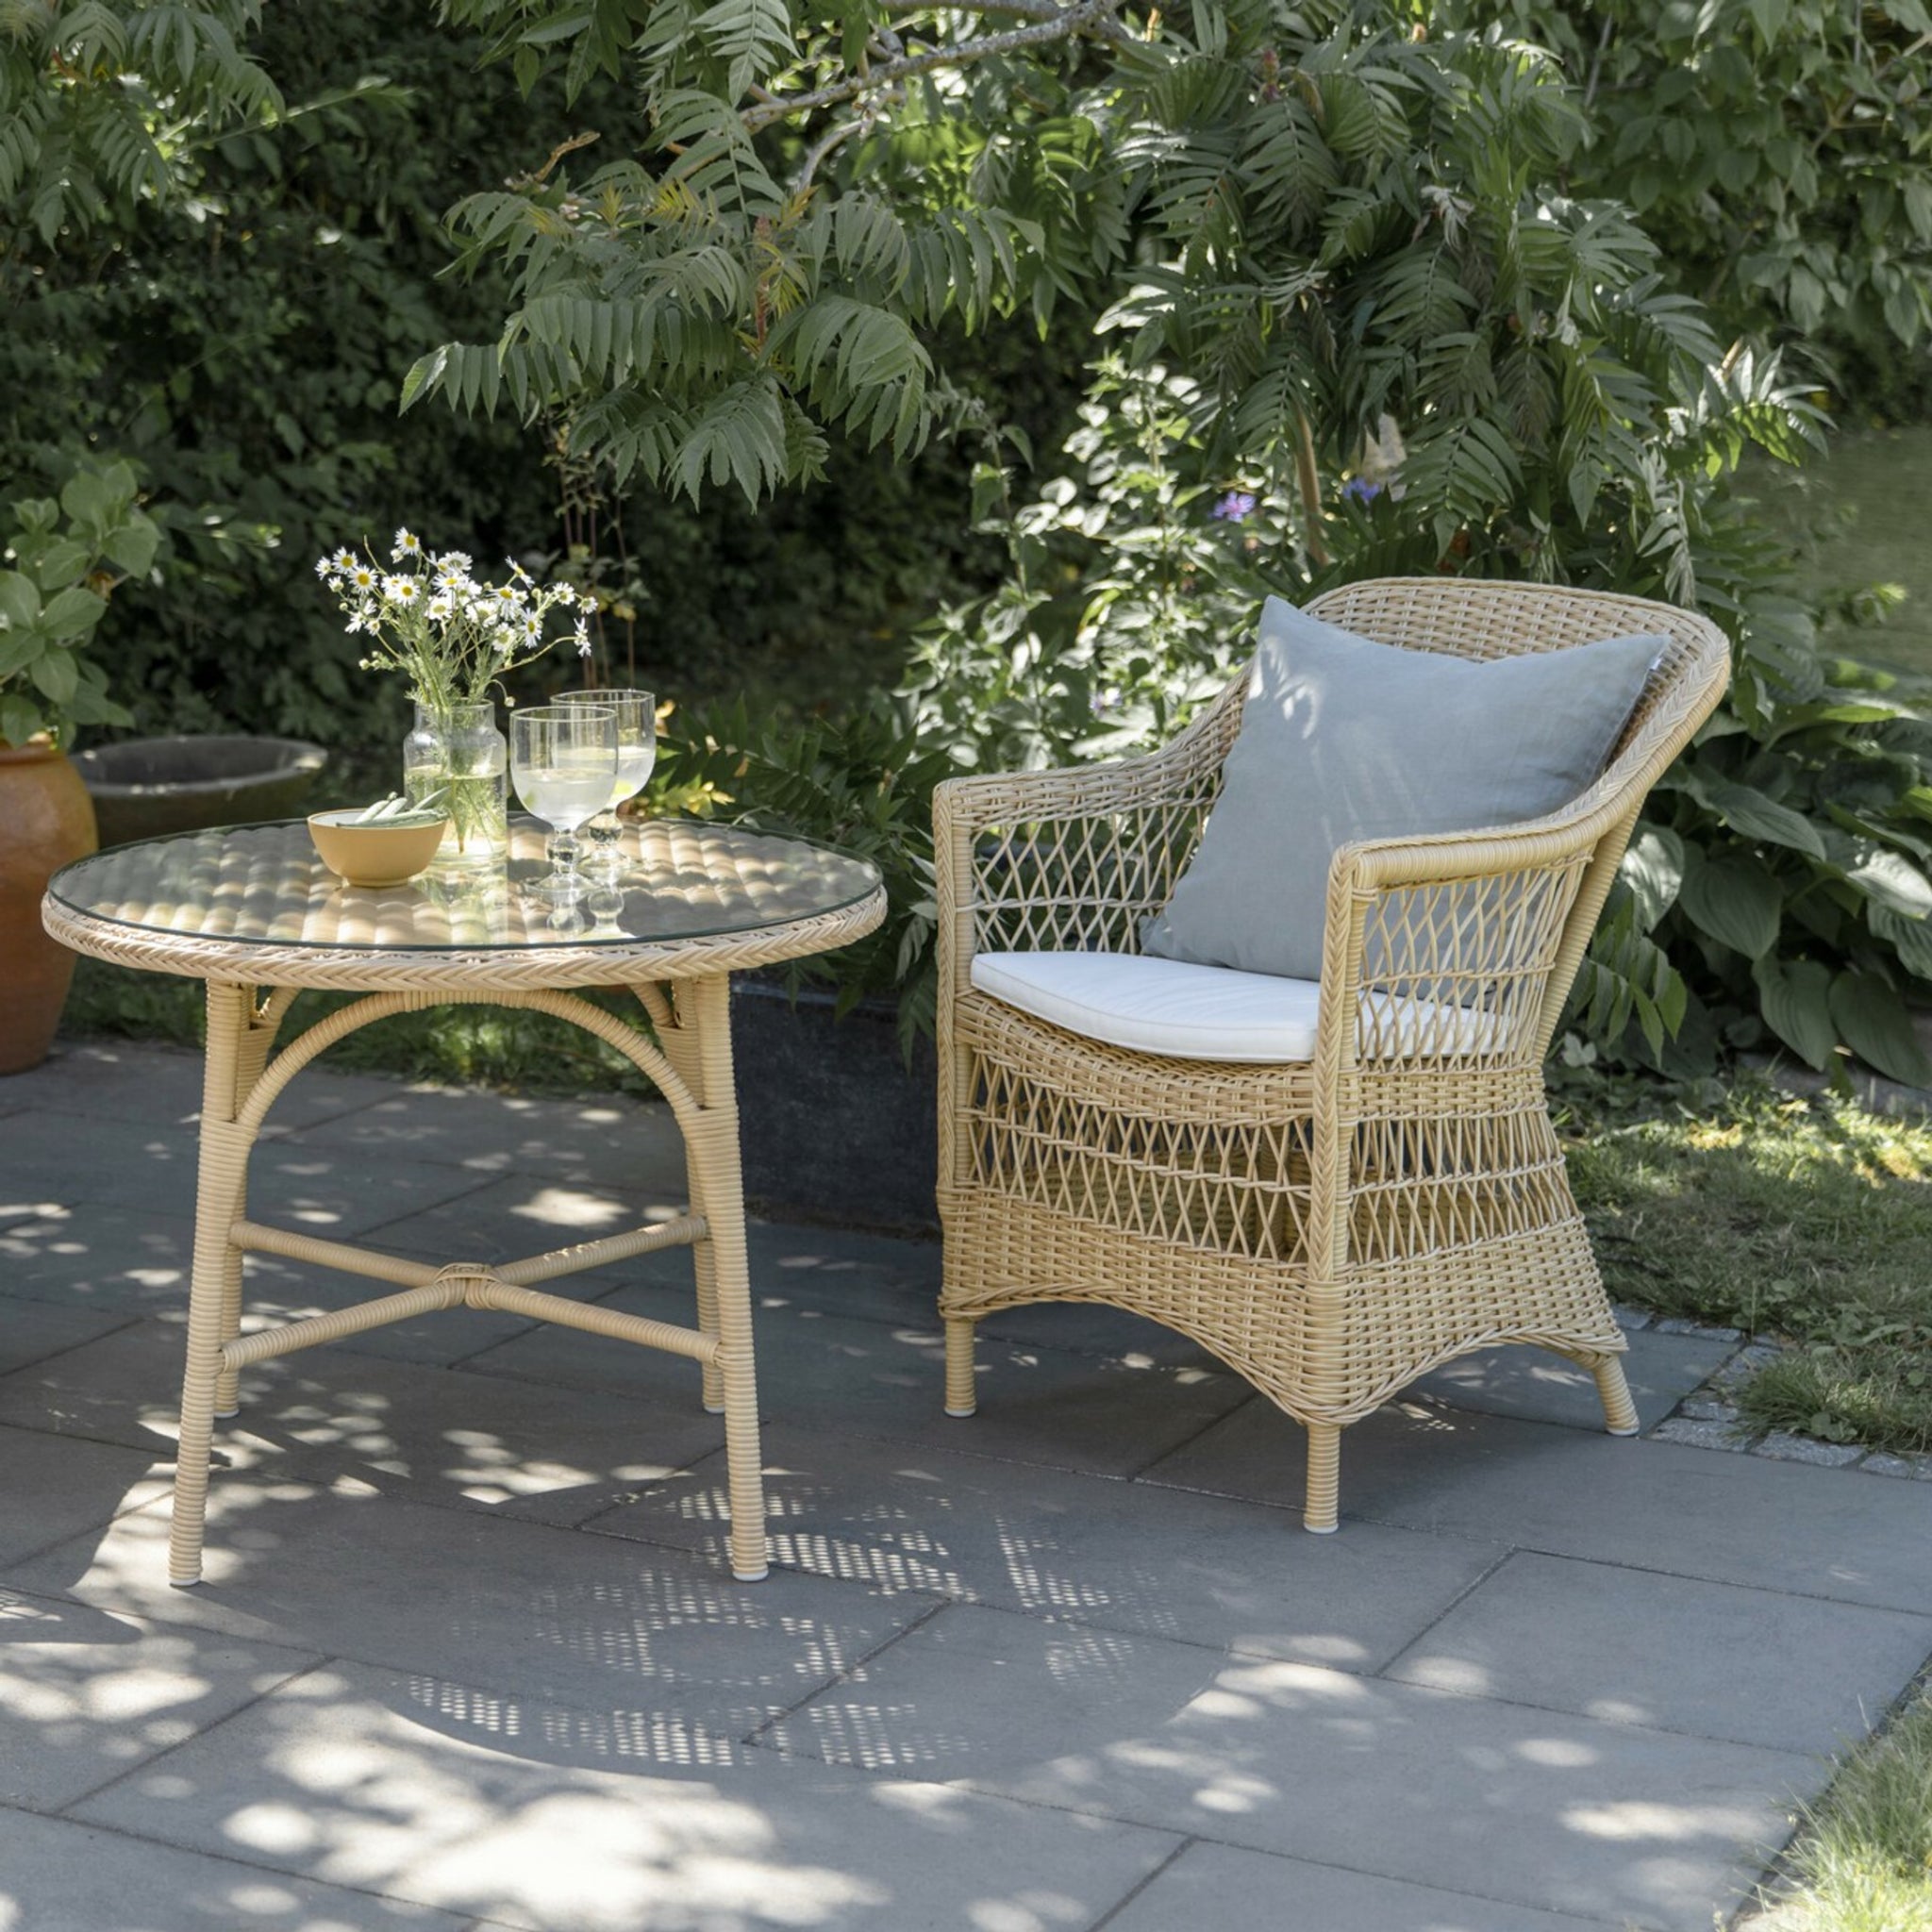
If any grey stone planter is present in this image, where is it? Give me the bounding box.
[729,975,938,1236]
[73,735,328,847]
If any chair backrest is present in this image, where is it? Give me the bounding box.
[1302,576,1730,809]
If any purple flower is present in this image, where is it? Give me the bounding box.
[1342,477,1382,504]
[1210,491,1257,524]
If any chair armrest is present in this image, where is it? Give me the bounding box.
[1313,785,1638,1073]
[933,680,1246,972]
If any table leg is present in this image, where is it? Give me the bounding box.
[172,983,258,1587]
[653,985,725,1414]
[212,991,276,1418]
[681,974,769,1582]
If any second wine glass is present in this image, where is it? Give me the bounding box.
[558,689,656,886]
[510,704,617,903]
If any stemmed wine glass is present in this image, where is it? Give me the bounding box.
[510,704,617,904]
[557,689,656,886]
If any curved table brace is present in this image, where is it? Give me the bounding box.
[174,972,769,1591]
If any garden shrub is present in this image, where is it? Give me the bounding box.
[1457,0,1932,420]
[2,3,1079,749]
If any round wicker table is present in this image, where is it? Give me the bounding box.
[42,817,886,1585]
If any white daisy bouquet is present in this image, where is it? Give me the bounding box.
[314,528,589,713]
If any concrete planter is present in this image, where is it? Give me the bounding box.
[729,974,938,1236]
[73,735,328,847]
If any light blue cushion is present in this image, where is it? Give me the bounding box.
[1141,596,1664,982]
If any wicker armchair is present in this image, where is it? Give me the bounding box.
[933,577,1730,1531]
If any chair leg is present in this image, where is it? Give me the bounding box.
[944,1316,977,1417]
[1304,1423,1341,1534]
[1593,1356,1641,1437]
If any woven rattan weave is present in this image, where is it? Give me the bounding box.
[934,578,1729,1531]
[43,819,886,1585]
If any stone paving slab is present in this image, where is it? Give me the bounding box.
[1,1202,205,1311]
[1102,1840,1620,1932]
[462,1285,1255,1478]
[0,1299,133,1379]
[0,1583,323,1809]
[71,1657,1180,1932]
[0,1040,406,1134]
[0,1807,478,1932]
[0,1317,724,1528]
[0,1423,168,1568]
[279,1083,689,1197]
[767,1601,1818,1932]
[19,1481,939,1743]
[1382,1550,1932,1756]
[583,1420,1507,1674]
[1144,1396,1932,1611]
[1408,1325,1738,1433]
[3,1108,498,1237]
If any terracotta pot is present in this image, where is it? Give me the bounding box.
[0,741,98,1074]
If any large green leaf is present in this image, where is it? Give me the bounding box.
[1698,777,1828,859]
[29,646,78,705]
[1620,824,1684,932]
[39,586,107,641]
[1869,903,1932,983]
[1753,956,1837,1071]
[1678,849,1781,958]
[1829,971,1932,1087]
[0,693,44,750]
[0,571,42,631]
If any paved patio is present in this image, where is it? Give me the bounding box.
[2,1039,1930,1932]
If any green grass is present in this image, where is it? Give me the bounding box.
[1746,424,1932,675]
[1757,1685,1932,1931]
[1560,1073,1932,1456]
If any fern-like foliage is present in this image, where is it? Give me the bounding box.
[0,1,280,243]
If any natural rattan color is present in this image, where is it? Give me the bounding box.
[934,578,1730,1531]
[42,822,885,1585]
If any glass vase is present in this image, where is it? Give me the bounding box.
[402,699,508,870]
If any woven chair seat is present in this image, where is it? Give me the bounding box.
[933,577,1731,1532]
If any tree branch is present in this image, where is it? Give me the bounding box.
[742,0,1128,131]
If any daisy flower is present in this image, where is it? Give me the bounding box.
[349,564,379,591]
[520,613,542,643]
[385,575,420,604]
[574,625,592,658]
[391,528,423,561]
[434,550,473,574]
[491,582,526,608]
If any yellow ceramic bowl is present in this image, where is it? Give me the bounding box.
[308,808,449,888]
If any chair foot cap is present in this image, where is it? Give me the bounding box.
[1303,1521,1339,1536]
[169,1574,203,1590]
[703,1401,726,1415]
[944,1405,976,1419]
[213,1407,240,1420]
[731,1565,770,1583]
[1607,1423,1641,1437]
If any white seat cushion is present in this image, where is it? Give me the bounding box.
[970,951,1499,1063]
[972,950,1324,1062]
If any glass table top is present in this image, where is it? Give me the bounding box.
[48,818,882,955]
